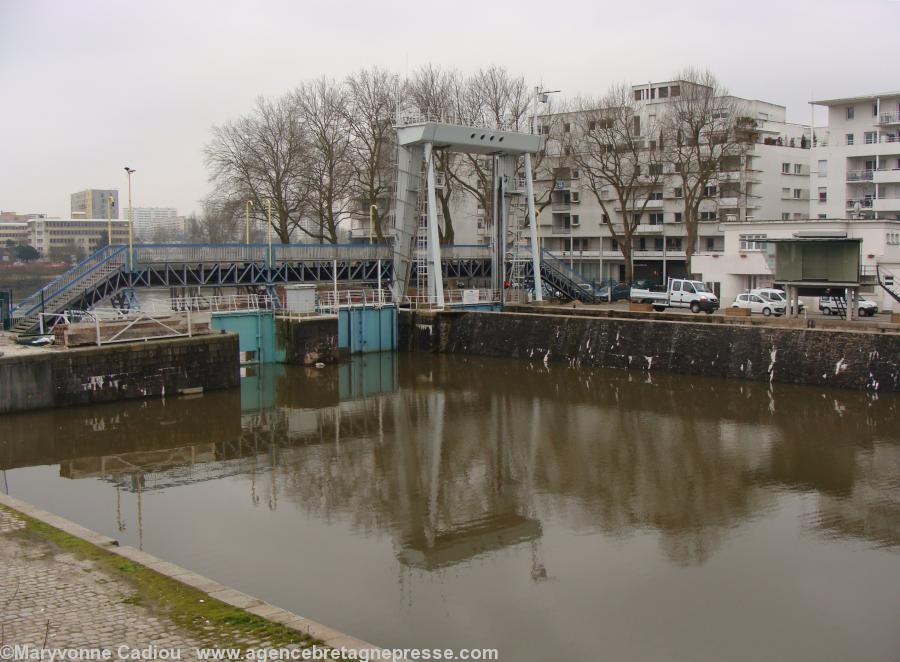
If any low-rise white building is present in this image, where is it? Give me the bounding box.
[28,218,130,256]
[693,218,900,311]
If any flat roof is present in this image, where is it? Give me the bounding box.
[811,91,900,106]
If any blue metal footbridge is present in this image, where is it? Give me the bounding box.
[8,242,596,334]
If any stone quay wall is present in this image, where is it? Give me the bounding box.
[399,309,900,392]
[0,333,240,414]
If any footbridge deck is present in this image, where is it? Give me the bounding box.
[8,243,596,334]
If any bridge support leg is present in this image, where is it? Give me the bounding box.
[524,153,543,302]
[424,142,444,307]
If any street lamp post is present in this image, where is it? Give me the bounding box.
[532,87,561,135]
[106,195,114,247]
[124,167,136,269]
[245,200,254,245]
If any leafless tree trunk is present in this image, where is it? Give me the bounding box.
[661,68,751,274]
[566,84,665,283]
[204,94,307,243]
[345,68,399,244]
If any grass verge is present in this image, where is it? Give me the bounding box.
[1,504,319,649]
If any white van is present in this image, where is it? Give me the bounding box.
[651,279,720,313]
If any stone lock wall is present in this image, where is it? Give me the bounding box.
[275,317,341,365]
[399,310,900,391]
[0,334,240,414]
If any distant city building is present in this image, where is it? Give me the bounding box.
[70,189,120,219]
[28,218,129,256]
[123,207,182,240]
[810,92,900,220]
[0,222,29,245]
[0,211,47,222]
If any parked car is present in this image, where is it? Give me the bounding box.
[649,278,719,313]
[819,296,879,317]
[732,293,785,316]
[750,288,805,313]
[595,281,631,301]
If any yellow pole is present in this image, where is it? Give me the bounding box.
[106,195,113,246]
[245,200,253,245]
[267,199,272,268]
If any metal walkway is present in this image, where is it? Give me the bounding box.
[9,242,596,334]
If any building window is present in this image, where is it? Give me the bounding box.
[794,164,802,175]
[611,238,618,250]
[706,238,715,251]
[649,164,663,176]
[847,107,855,120]
[650,190,663,200]
[632,213,642,223]
[740,234,767,251]
[700,212,717,221]
[782,187,791,198]
[704,185,717,198]
[648,212,663,225]
[873,103,879,117]
[864,131,877,144]
[793,188,803,199]
[818,187,827,203]
[846,133,854,145]
[666,237,682,250]
[572,169,580,179]
[818,160,828,177]
[563,123,571,133]
[654,237,664,250]
[673,187,683,198]
[782,162,791,174]
[818,214,827,219]
[674,212,683,223]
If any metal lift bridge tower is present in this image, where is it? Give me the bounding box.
[392,119,544,306]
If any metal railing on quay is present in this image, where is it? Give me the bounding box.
[400,288,501,310]
[133,244,267,265]
[315,288,393,315]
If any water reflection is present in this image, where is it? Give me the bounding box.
[2,354,897,562]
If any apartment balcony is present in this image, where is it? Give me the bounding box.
[846,198,874,210]
[877,111,900,126]
[718,196,740,208]
[874,167,900,184]
[873,197,900,213]
[617,198,664,211]
[552,249,603,259]
[717,171,759,183]
[551,201,571,212]
[846,169,874,182]
[635,223,664,234]
[551,225,573,234]
[554,180,577,190]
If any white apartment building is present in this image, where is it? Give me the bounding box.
[810,92,900,220]
[123,207,182,240]
[531,81,812,283]
[692,218,900,311]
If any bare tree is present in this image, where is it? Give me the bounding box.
[186,197,243,243]
[345,68,399,243]
[446,66,533,228]
[205,94,307,243]
[661,69,751,273]
[294,78,354,244]
[406,65,461,244]
[566,84,665,283]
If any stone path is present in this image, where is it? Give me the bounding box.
[0,508,210,657]
[0,495,380,660]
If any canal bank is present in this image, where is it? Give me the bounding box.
[400,309,900,391]
[0,492,381,658]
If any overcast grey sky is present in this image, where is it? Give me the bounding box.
[1,0,898,219]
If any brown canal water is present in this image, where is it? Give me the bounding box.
[1,354,899,662]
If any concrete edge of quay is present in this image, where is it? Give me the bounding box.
[0,491,383,657]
